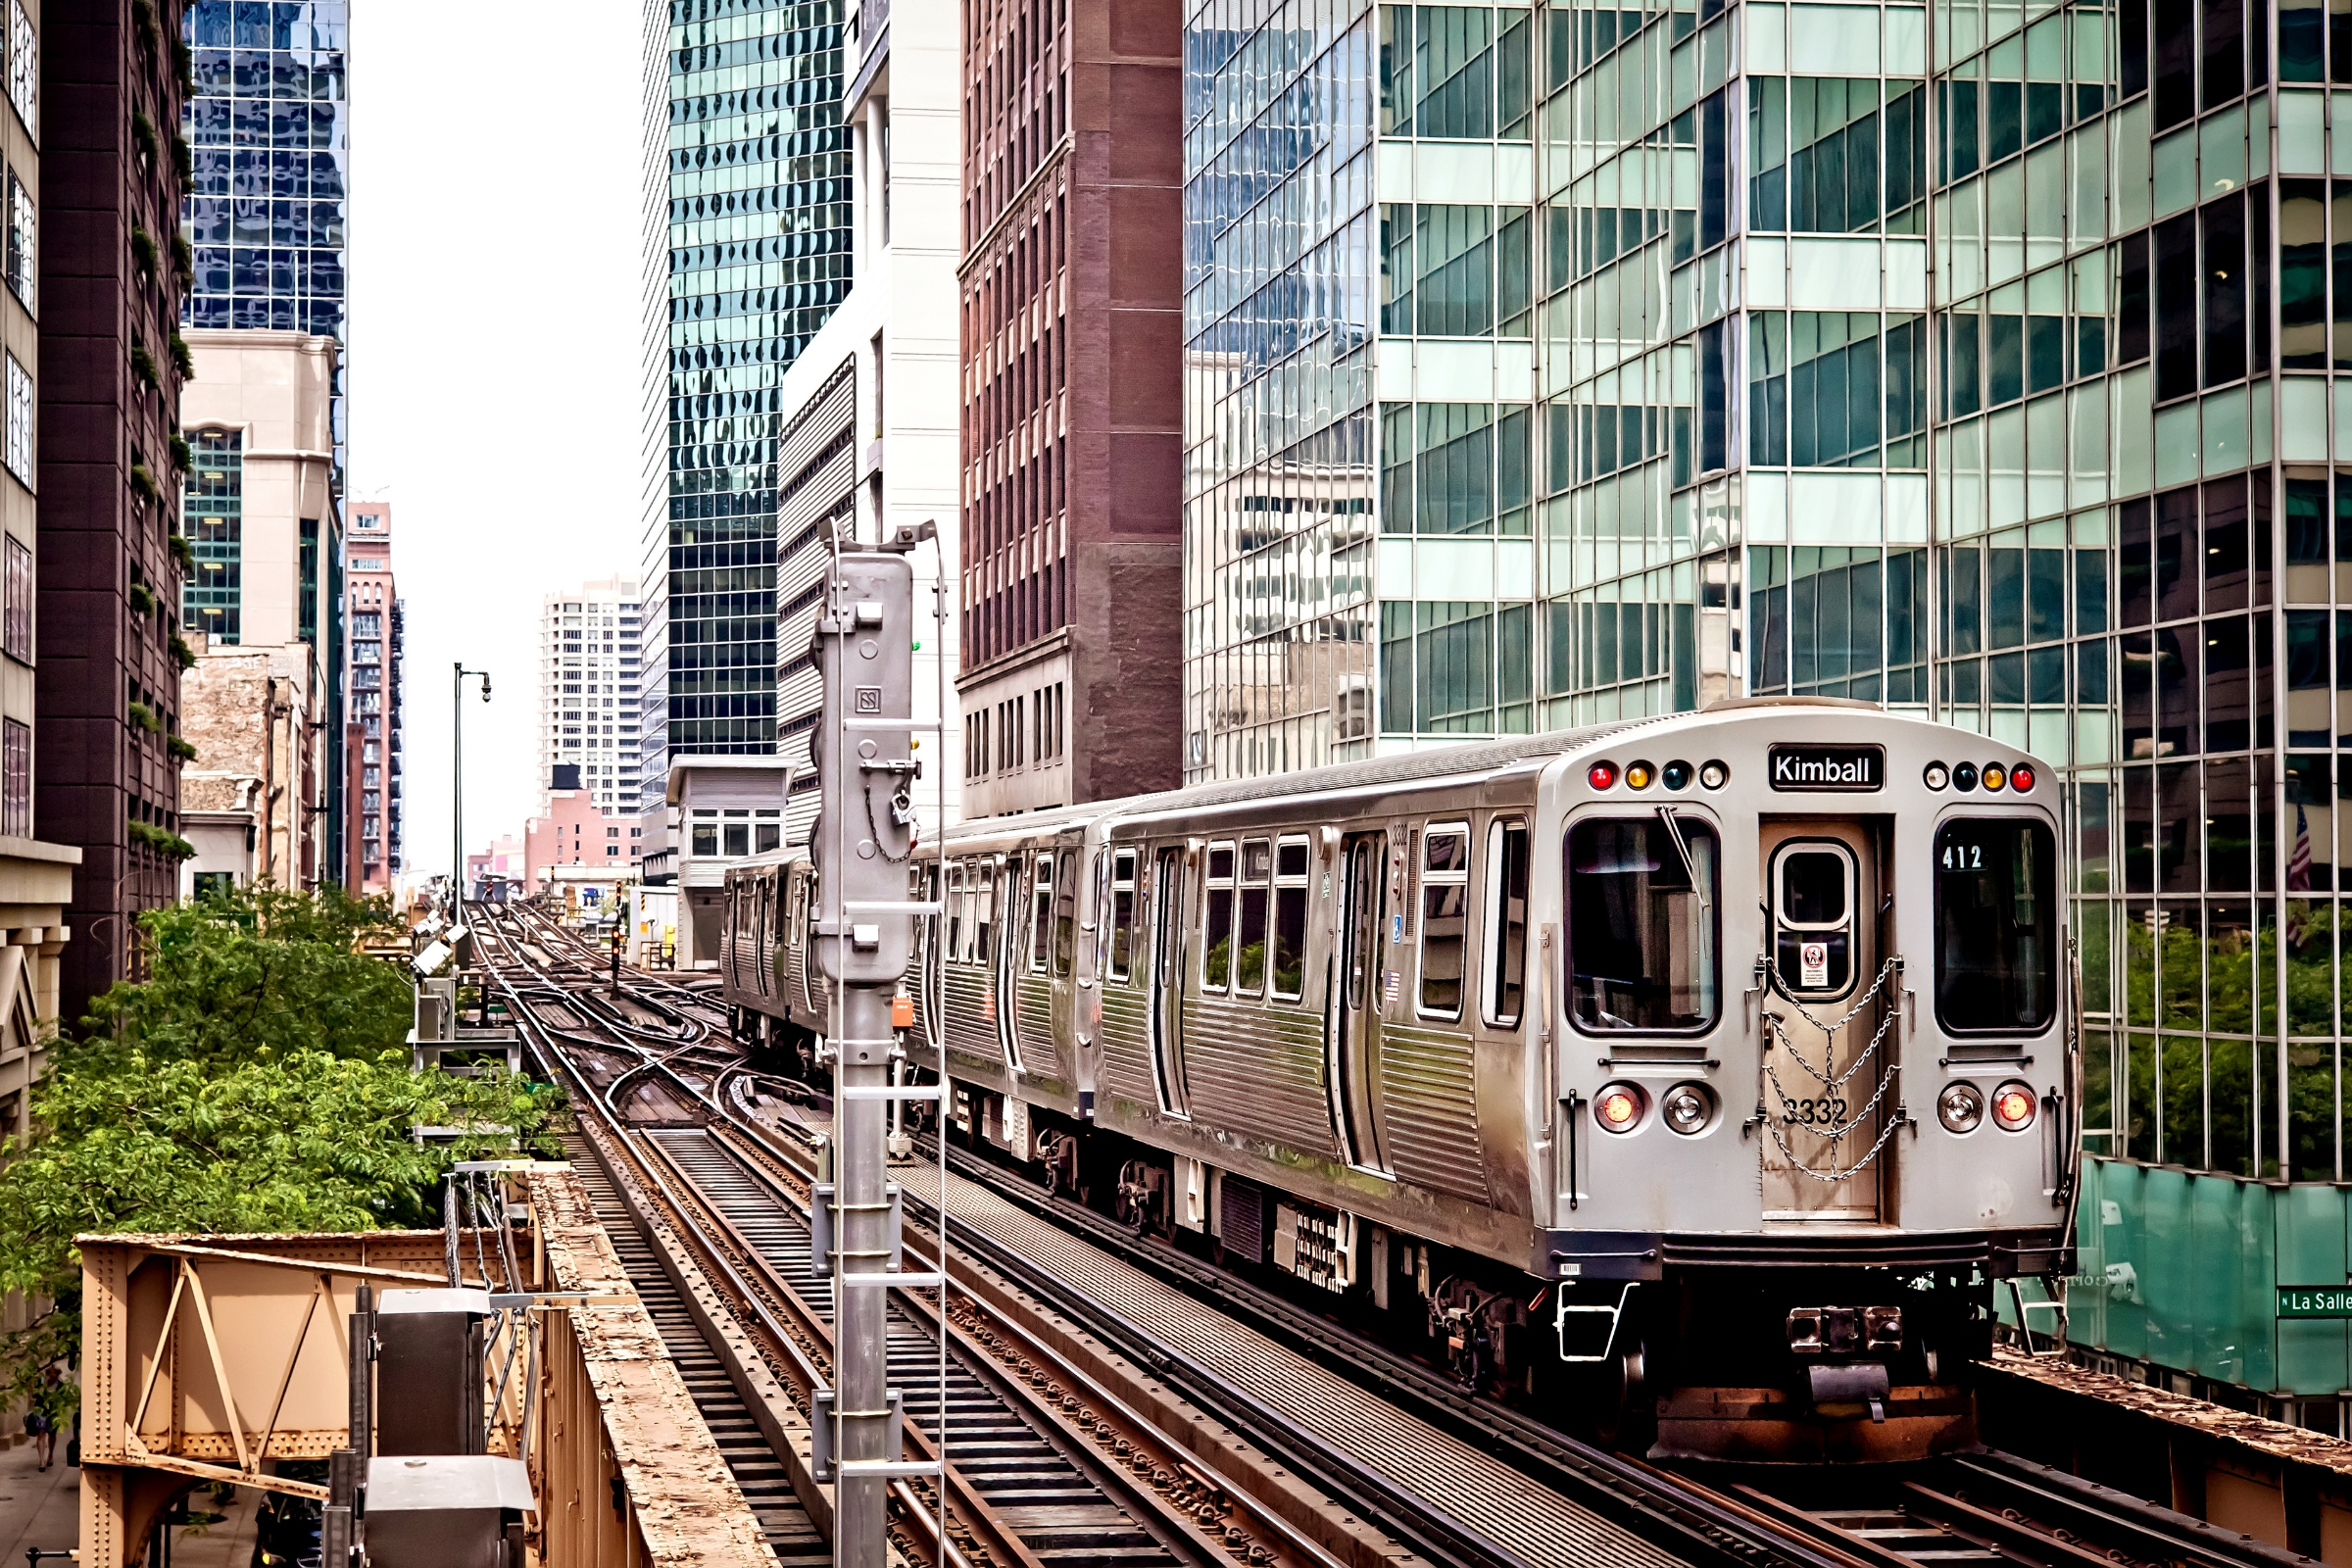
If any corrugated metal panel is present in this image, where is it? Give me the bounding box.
[943,964,1001,1071]
[1181,999,1340,1159]
[1378,1022,1491,1204]
[1015,975,1062,1082]
[1098,985,1156,1109]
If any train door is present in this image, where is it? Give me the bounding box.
[995,857,1025,1073]
[1330,831,1390,1171]
[1758,821,1886,1223]
[1148,845,1192,1115]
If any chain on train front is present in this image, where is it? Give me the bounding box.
[1755,955,1911,1184]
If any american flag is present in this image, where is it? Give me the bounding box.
[2288,803,2313,893]
[1383,968,1401,1007]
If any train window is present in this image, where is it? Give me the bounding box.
[1235,840,1272,996]
[1203,843,1237,992]
[1271,837,1310,1001]
[1483,817,1531,1028]
[1031,855,1054,972]
[1935,818,2057,1034]
[946,862,964,960]
[975,865,996,964]
[1053,856,1077,976]
[1565,817,1721,1034]
[1770,843,1856,999]
[1419,824,1472,1019]
[1107,849,1139,981]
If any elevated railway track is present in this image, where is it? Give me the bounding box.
[468,900,2338,1568]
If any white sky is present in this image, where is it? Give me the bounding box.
[347,0,645,881]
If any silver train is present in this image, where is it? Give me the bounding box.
[720,698,2079,1461]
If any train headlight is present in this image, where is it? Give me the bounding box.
[1593,1082,1646,1133]
[1698,760,1729,789]
[1588,760,1619,790]
[1662,760,1693,790]
[1625,760,1656,789]
[1923,761,1950,791]
[1936,1082,1984,1133]
[1982,761,2008,792]
[1951,761,1980,791]
[1661,1082,1713,1134]
[1991,1080,2039,1132]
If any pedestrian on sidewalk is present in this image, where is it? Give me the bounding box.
[24,1366,63,1470]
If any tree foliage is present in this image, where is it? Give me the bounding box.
[0,882,564,1418]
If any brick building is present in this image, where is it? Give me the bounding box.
[955,0,1184,815]
[39,0,191,1020]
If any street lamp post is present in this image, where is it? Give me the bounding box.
[453,663,490,908]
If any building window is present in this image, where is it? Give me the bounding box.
[4,533,26,662]
[182,430,243,643]
[3,717,27,837]
[6,171,29,314]
[7,2,33,142]
[3,353,26,486]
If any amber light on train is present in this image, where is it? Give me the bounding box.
[1593,1082,1645,1132]
[1588,761,1619,790]
[1624,760,1656,789]
[1981,762,2008,792]
[1991,1081,2039,1132]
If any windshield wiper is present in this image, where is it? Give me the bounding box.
[1655,806,1710,908]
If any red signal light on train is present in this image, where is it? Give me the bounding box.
[1593,1082,1644,1133]
[1588,761,1619,790]
[2009,763,2035,793]
[1991,1082,2038,1132]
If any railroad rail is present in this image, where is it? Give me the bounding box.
[467,900,2332,1568]
[474,903,1363,1568]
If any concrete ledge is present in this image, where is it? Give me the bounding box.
[1981,1347,2352,1557]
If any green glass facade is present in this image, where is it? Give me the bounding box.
[1187,0,2352,1416]
[641,0,851,808]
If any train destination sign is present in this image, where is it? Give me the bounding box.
[2278,1287,2352,1318]
[1767,744,1885,792]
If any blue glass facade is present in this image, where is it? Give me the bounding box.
[640,0,852,808]
[180,0,349,476]
[1182,0,1380,781]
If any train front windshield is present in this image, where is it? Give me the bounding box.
[1566,817,1721,1032]
[1935,817,2058,1033]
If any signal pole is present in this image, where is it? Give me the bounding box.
[812,538,931,1568]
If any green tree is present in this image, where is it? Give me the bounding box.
[0,882,564,1420]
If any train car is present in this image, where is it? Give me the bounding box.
[723,698,2079,1461]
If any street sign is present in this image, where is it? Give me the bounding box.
[2278,1287,2352,1318]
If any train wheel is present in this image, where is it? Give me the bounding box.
[1588,1343,1651,1453]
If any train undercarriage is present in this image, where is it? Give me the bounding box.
[739,1017,2020,1464]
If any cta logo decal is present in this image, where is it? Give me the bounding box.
[1768,744,1885,792]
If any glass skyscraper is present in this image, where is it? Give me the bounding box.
[180,0,350,475]
[1186,0,2352,1425]
[640,0,853,809]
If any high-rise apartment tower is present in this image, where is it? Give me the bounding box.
[541,581,644,813]
[346,500,396,891]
